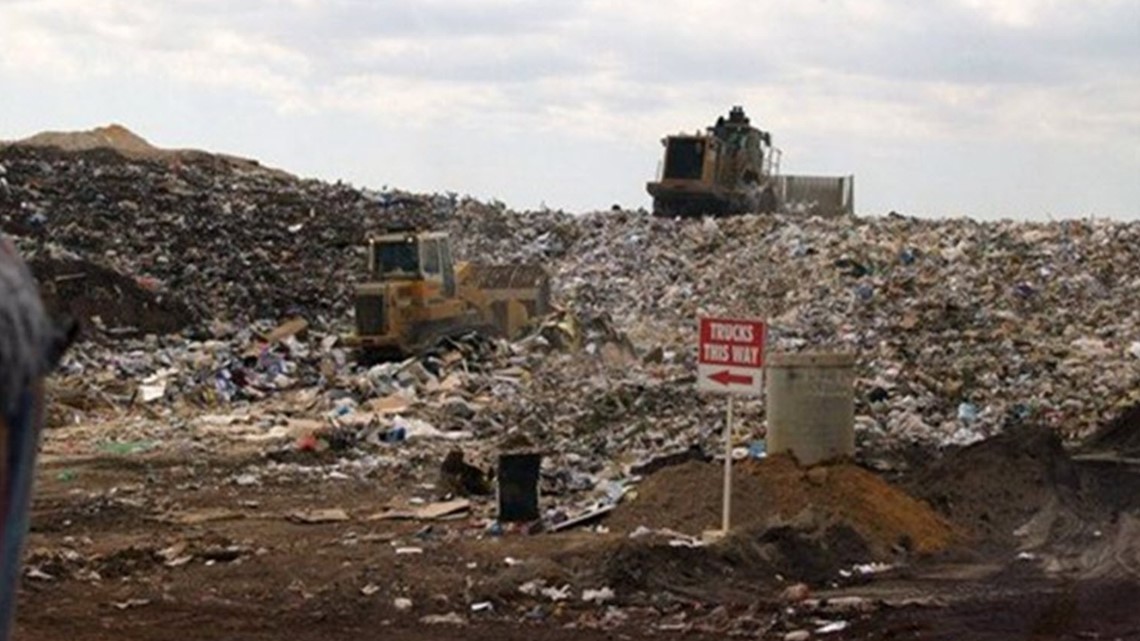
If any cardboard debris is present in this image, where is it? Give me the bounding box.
[286,508,351,524]
[548,505,616,532]
[159,508,246,526]
[410,498,471,520]
[139,383,166,404]
[335,411,382,427]
[285,418,326,435]
[366,394,414,415]
[265,317,309,344]
[243,318,309,357]
[368,499,471,521]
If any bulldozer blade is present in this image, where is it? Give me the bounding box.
[776,175,854,217]
[465,264,548,291]
[464,264,552,315]
[462,263,552,340]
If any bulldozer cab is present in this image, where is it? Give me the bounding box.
[347,227,552,358]
[368,231,457,296]
[656,108,777,185]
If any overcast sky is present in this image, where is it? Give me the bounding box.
[1,0,1137,218]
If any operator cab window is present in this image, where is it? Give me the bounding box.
[374,237,420,278]
[422,238,442,275]
[439,241,454,273]
[664,138,703,180]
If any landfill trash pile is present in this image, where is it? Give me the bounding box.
[0,134,473,329]
[6,129,1140,448]
[0,146,372,326]
[0,128,575,332]
[30,255,194,338]
[549,212,1140,446]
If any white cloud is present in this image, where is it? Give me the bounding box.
[317,74,509,126]
[952,0,1130,28]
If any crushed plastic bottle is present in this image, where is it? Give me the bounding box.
[748,440,767,459]
[957,402,979,423]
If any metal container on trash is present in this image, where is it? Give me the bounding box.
[765,352,856,465]
[497,452,542,522]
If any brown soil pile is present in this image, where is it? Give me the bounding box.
[4,124,276,173]
[559,512,876,597]
[14,124,162,158]
[907,425,1081,549]
[610,455,957,556]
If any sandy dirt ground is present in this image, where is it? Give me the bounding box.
[14,419,1140,641]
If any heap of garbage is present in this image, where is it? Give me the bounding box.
[557,212,1140,441]
[5,127,1140,460]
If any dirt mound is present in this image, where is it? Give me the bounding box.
[908,425,1081,549]
[30,257,194,337]
[610,455,957,556]
[591,540,753,598]
[13,124,162,158]
[558,510,874,598]
[721,514,873,585]
[1062,513,1140,580]
[6,124,269,171]
[1082,402,1140,457]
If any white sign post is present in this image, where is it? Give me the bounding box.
[697,316,767,535]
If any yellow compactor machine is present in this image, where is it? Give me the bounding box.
[343,229,551,359]
[647,106,854,218]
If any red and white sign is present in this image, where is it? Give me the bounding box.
[697,316,766,395]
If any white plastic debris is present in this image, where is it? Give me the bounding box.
[581,587,616,604]
[540,585,572,602]
[139,383,166,403]
[851,562,893,575]
[816,620,849,634]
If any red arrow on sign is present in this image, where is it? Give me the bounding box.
[709,370,754,387]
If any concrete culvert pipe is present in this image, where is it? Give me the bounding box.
[765,352,856,466]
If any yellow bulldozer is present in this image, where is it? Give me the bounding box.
[647,106,854,217]
[342,229,551,359]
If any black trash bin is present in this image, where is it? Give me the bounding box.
[497,452,541,522]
